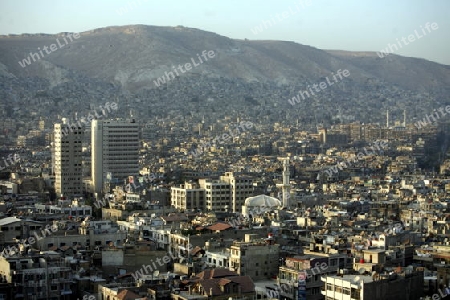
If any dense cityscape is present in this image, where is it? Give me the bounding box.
[1,1,450,300]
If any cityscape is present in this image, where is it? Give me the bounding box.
[0,1,450,300]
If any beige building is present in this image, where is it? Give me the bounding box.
[171,181,205,211]
[54,121,84,196]
[170,173,253,213]
[220,172,253,212]
[229,234,279,280]
[199,179,231,212]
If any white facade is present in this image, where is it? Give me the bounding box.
[170,174,253,212]
[54,122,83,196]
[91,120,139,194]
[199,179,231,212]
[171,182,205,210]
[220,172,253,212]
[205,250,230,268]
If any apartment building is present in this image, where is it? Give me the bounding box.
[199,178,231,212]
[278,252,350,300]
[229,234,279,280]
[321,268,424,300]
[171,181,205,211]
[53,122,83,197]
[0,253,74,299]
[220,172,253,212]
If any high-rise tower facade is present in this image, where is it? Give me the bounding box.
[54,121,84,196]
[91,120,139,194]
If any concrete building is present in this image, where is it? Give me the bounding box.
[34,225,127,251]
[0,217,43,246]
[199,179,231,212]
[91,119,139,194]
[0,252,74,299]
[229,234,280,280]
[34,198,92,220]
[278,252,350,300]
[321,268,424,300]
[53,122,83,197]
[220,172,254,212]
[171,173,253,212]
[205,250,230,269]
[171,181,205,211]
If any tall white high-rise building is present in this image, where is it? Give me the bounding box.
[54,121,84,197]
[91,119,139,194]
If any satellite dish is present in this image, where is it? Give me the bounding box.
[358,268,365,275]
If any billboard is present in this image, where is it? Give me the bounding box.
[298,272,307,300]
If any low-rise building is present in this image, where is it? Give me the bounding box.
[321,268,424,300]
[229,235,279,280]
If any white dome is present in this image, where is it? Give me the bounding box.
[244,195,281,207]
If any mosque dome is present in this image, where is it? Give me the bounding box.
[244,194,281,208]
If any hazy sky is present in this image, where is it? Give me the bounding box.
[1,0,449,65]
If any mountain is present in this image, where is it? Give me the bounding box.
[1,24,449,91]
[0,24,449,126]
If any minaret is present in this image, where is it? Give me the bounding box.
[277,157,291,208]
[403,110,406,127]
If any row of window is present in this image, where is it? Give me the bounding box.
[326,284,352,295]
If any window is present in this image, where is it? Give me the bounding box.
[326,283,333,291]
[351,288,361,300]
[330,259,337,266]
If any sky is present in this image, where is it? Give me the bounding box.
[1,0,449,65]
